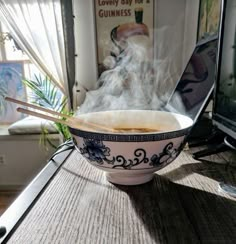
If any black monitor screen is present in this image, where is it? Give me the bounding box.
[213,0,236,140]
[167,36,218,123]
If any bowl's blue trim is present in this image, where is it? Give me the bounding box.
[69,127,191,142]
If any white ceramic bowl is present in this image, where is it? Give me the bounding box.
[70,110,193,185]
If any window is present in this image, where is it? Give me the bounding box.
[0,22,43,125]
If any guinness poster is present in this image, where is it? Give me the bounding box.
[94,0,154,76]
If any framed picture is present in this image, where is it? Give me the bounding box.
[94,0,154,77]
[0,61,26,124]
[197,0,222,41]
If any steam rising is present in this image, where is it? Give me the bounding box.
[77,26,183,115]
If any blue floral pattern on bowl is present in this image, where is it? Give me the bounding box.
[79,139,114,164]
[78,138,184,170]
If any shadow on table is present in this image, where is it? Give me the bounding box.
[62,155,236,243]
[116,175,236,243]
[161,160,236,187]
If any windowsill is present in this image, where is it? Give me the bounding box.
[0,116,60,140]
[0,125,10,136]
[0,125,60,141]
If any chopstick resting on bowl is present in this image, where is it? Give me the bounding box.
[5,96,72,119]
[5,96,115,132]
[16,107,73,127]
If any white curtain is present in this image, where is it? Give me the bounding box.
[0,0,69,98]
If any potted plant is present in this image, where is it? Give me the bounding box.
[23,75,72,148]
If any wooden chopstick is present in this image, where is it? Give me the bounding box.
[16,107,115,133]
[6,96,115,132]
[17,107,73,127]
[5,96,71,119]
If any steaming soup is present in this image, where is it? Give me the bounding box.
[76,110,191,134]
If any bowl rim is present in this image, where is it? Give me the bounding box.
[70,110,193,142]
[69,126,191,142]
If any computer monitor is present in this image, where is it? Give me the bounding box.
[212,0,236,145]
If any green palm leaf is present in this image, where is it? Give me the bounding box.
[23,75,72,141]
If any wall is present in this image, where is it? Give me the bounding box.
[73,0,98,108]
[73,0,200,106]
[183,0,200,66]
[0,134,59,189]
[153,0,199,94]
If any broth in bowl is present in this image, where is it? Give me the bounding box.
[112,127,159,133]
[75,110,189,134]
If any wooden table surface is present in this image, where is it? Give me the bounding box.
[5,147,236,244]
